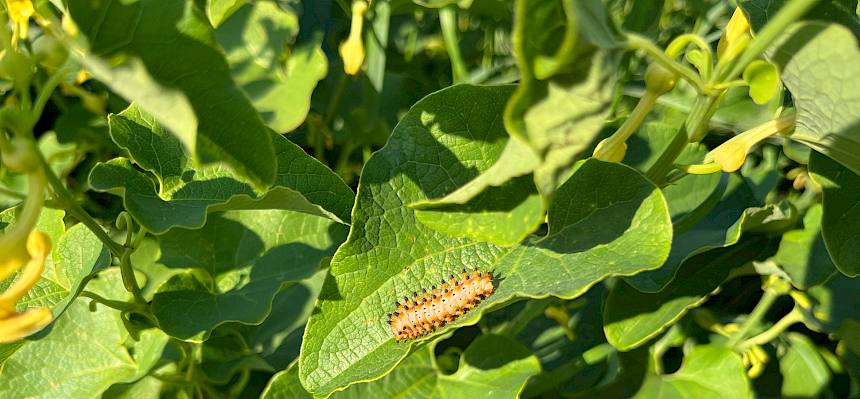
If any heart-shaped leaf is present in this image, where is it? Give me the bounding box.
[298,85,672,396]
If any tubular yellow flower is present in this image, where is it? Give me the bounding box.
[702,115,795,173]
[6,0,36,44]
[0,231,50,317]
[0,307,52,342]
[0,231,53,343]
[593,63,676,163]
[0,171,46,281]
[717,8,751,62]
[339,1,368,75]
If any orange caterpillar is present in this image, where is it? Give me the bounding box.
[388,270,494,342]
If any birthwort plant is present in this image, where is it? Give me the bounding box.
[0,0,858,398]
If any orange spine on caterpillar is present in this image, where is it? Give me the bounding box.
[387,269,494,342]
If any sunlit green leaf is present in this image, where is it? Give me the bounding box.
[770,22,860,177]
[298,85,672,396]
[216,2,327,133]
[633,345,751,399]
[0,271,168,398]
[89,104,354,233]
[67,0,277,187]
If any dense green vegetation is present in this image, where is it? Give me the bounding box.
[0,0,859,397]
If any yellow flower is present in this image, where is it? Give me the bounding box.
[0,230,50,317]
[0,171,45,281]
[741,344,769,379]
[339,1,368,75]
[6,0,34,24]
[0,307,52,342]
[702,115,794,173]
[0,230,53,342]
[717,7,751,62]
[5,0,36,44]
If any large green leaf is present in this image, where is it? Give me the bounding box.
[268,334,540,399]
[626,174,792,292]
[780,333,832,397]
[604,237,776,351]
[216,2,327,133]
[89,104,354,233]
[808,151,860,276]
[633,345,751,399]
[298,85,672,396]
[413,175,543,246]
[771,204,838,288]
[151,209,347,341]
[66,0,277,187]
[769,22,860,178]
[338,334,540,398]
[0,270,168,398]
[261,362,312,399]
[504,0,621,198]
[406,85,543,246]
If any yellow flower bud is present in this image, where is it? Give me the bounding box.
[339,1,368,75]
[704,115,794,173]
[62,12,80,38]
[744,344,769,379]
[593,137,627,163]
[717,8,751,61]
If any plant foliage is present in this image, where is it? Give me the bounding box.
[0,0,858,398]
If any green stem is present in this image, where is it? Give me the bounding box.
[613,91,658,142]
[626,33,709,94]
[718,0,821,82]
[439,6,468,83]
[79,290,144,313]
[120,248,147,304]
[30,66,74,129]
[645,94,721,184]
[737,308,804,350]
[727,288,782,348]
[334,139,357,178]
[36,150,126,256]
[323,73,349,128]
